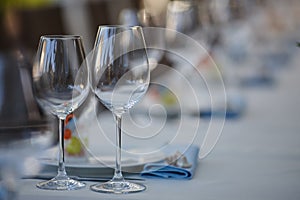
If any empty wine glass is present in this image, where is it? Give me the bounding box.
[32,35,89,190]
[90,26,150,194]
[143,27,166,72]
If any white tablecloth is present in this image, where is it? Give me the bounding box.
[19,54,300,200]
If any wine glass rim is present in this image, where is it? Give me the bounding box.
[97,25,142,29]
[40,35,82,40]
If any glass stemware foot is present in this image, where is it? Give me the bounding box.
[37,173,86,190]
[90,179,146,194]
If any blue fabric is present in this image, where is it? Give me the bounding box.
[140,145,199,179]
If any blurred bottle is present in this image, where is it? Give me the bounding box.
[64,113,88,162]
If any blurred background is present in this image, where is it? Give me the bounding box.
[1,0,299,123]
[0,0,299,198]
[0,0,300,139]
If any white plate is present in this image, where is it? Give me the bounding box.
[39,147,165,173]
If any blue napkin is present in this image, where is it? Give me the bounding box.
[140,145,199,180]
[200,95,246,119]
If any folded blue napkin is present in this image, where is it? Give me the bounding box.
[140,145,199,180]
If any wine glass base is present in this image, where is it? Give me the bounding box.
[36,176,86,190]
[90,180,146,194]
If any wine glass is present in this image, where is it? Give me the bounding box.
[143,27,166,72]
[90,26,150,194]
[32,35,89,190]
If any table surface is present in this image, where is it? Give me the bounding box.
[19,51,300,200]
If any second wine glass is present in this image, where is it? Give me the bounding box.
[32,35,89,190]
[90,26,150,194]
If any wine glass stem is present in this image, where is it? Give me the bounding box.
[113,113,124,182]
[58,118,67,177]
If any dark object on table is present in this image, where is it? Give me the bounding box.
[0,51,54,143]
